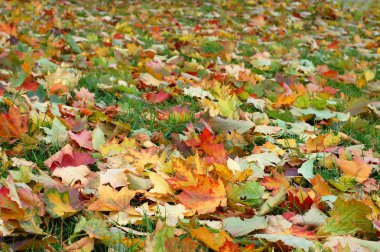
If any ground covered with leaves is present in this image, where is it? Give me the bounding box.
[0,0,380,251]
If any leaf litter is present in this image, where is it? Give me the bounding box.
[0,0,380,251]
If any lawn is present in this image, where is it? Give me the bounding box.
[0,0,380,251]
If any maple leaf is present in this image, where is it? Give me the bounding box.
[167,155,206,188]
[68,130,93,150]
[335,157,372,183]
[284,189,314,213]
[44,188,77,218]
[305,133,341,153]
[175,175,226,214]
[310,174,332,196]
[227,181,264,207]
[223,216,268,237]
[99,168,129,188]
[74,87,95,104]
[0,184,25,221]
[123,147,161,172]
[73,217,111,239]
[148,172,174,195]
[44,144,95,171]
[63,237,94,252]
[42,117,69,146]
[318,198,373,236]
[254,234,314,251]
[52,165,91,186]
[143,90,171,104]
[0,106,28,142]
[261,171,290,194]
[87,185,135,212]
[191,227,232,251]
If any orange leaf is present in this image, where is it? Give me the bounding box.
[190,227,232,251]
[64,237,94,252]
[335,157,372,183]
[306,133,340,153]
[0,106,28,142]
[261,171,290,194]
[175,175,226,214]
[310,174,332,196]
[0,23,17,36]
[219,241,241,252]
[87,185,135,212]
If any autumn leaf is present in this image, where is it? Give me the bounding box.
[227,181,264,207]
[261,171,290,194]
[1,0,380,250]
[64,237,95,252]
[191,227,233,251]
[175,175,226,214]
[310,174,332,196]
[318,198,373,236]
[223,216,268,237]
[69,130,93,150]
[44,144,95,171]
[335,157,372,183]
[143,90,171,104]
[0,106,28,142]
[44,188,77,218]
[87,185,135,212]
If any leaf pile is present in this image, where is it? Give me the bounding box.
[0,0,380,251]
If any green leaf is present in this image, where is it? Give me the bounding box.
[318,198,373,235]
[294,94,310,109]
[227,181,264,207]
[64,34,82,54]
[10,70,27,88]
[267,109,294,122]
[36,58,58,73]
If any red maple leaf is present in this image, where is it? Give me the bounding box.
[44,144,95,171]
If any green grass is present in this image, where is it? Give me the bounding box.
[341,117,380,152]
[200,41,224,54]
[117,96,200,138]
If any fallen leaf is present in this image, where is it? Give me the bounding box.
[175,175,226,214]
[44,188,77,218]
[223,216,268,237]
[191,227,232,251]
[88,185,135,212]
[254,234,314,251]
[99,168,129,188]
[318,198,373,235]
[335,157,372,183]
[64,237,95,252]
[44,144,95,171]
[69,131,93,150]
[0,106,28,142]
